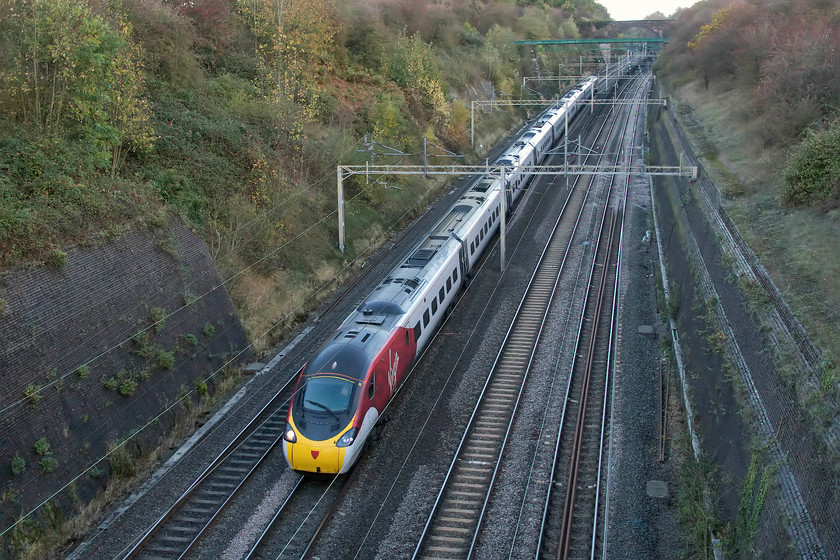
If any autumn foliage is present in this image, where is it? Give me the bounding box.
[0,0,594,270]
[657,0,840,206]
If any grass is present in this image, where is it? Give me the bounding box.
[669,79,840,362]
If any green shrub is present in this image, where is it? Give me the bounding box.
[156,349,174,369]
[132,332,154,357]
[183,333,198,346]
[202,322,215,337]
[76,365,89,378]
[39,456,59,474]
[149,307,167,333]
[119,378,138,397]
[11,456,26,476]
[783,122,840,206]
[44,248,67,268]
[33,437,51,456]
[102,375,119,391]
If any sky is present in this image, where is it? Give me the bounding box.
[598,0,696,20]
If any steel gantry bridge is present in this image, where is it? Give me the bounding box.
[335,162,697,257]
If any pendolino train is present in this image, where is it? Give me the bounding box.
[283,70,624,474]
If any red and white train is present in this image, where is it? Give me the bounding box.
[283,73,610,474]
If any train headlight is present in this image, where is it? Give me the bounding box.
[336,427,357,448]
[283,423,297,443]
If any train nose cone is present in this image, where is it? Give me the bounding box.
[290,443,341,473]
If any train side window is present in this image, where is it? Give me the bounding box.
[423,310,430,327]
[453,269,458,282]
[446,277,451,291]
[414,322,421,341]
[439,287,445,301]
[470,241,474,254]
[432,299,438,314]
[368,375,375,399]
[405,329,410,346]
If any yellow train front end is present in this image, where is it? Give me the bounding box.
[283,418,356,474]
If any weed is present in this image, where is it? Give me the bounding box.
[708,329,727,354]
[195,380,208,398]
[67,483,79,504]
[183,333,198,347]
[159,236,177,257]
[138,369,151,381]
[23,384,43,407]
[11,456,26,475]
[76,364,89,378]
[33,437,51,456]
[202,322,215,337]
[45,368,57,381]
[133,333,155,358]
[731,448,778,557]
[183,292,197,306]
[108,442,136,479]
[44,248,67,268]
[149,211,167,229]
[149,307,166,333]
[89,465,103,479]
[156,349,174,369]
[819,353,837,395]
[668,282,681,318]
[81,414,89,424]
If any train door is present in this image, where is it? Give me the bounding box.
[452,233,469,283]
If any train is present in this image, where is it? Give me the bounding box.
[282,66,633,474]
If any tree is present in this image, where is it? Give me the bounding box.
[0,0,153,175]
[236,0,336,109]
[387,28,449,125]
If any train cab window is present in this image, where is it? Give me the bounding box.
[432,299,438,314]
[414,322,421,341]
[453,269,458,282]
[423,309,430,327]
[439,287,445,301]
[446,278,451,291]
[368,375,375,399]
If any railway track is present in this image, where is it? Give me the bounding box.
[123,379,297,560]
[244,472,353,560]
[537,76,648,560]
[538,207,619,560]
[412,76,640,560]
